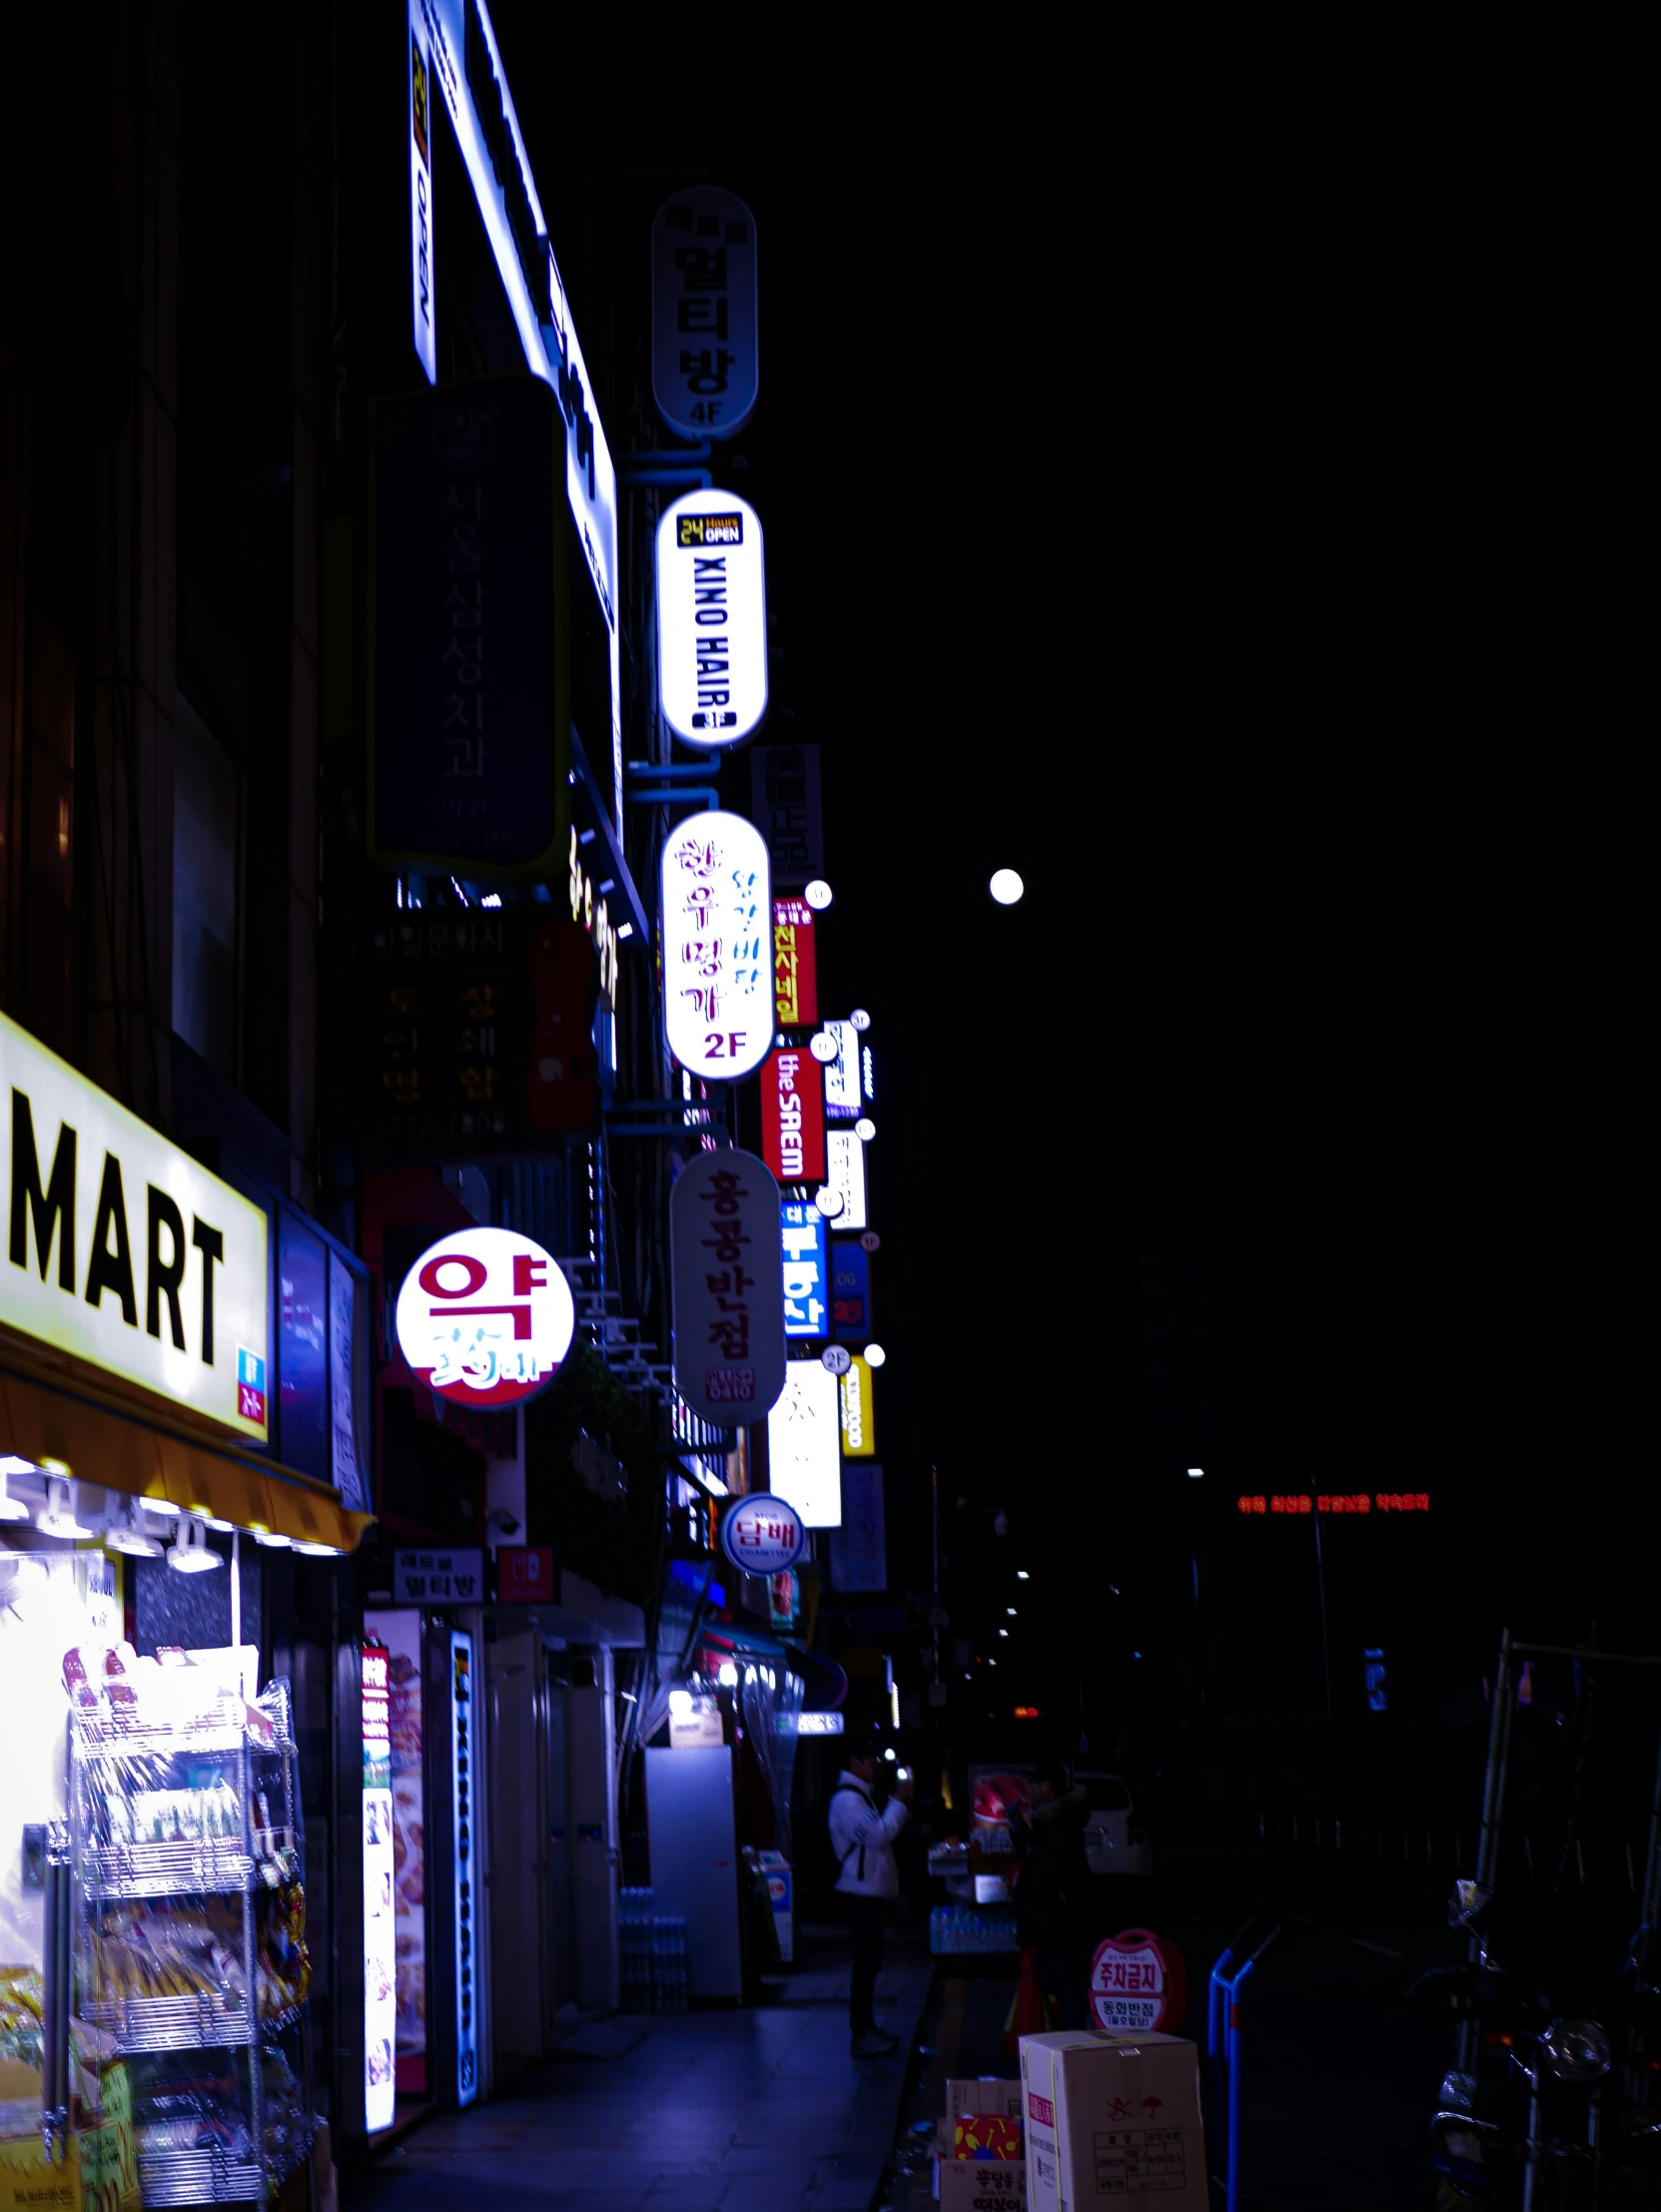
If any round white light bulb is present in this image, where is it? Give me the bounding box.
[863,1343,886,1368]
[989,868,1025,906]
[855,1116,875,1141]
[814,1186,845,1218]
[850,1009,871,1031]
[804,880,833,911]
[808,1031,839,1064]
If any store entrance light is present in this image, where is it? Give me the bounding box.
[168,1515,222,1575]
[38,1477,95,1540]
[252,1527,292,1549]
[292,1541,344,1558]
[105,1499,164,1560]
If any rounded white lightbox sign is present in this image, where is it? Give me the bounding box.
[395,1228,574,1408]
[719,1494,807,1578]
[656,490,768,748]
[660,810,774,1081]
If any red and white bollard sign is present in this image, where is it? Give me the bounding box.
[1088,1928,1188,2034]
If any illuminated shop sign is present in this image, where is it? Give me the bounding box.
[815,1020,861,1119]
[773,899,818,1029]
[394,1227,574,1406]
[363,1640,396,2133]
[719,1494,806,1577]
[660,811,773,1080]
[838,1354,875,1458]
[450,1629,478,2106]
[766,1359,842,1529]
[2,1010,270,1440]
[651,186,759,440]
[823,1129,868,1232]
[567,827,620,1014]
[1236,1492,1431,1517]
[831,1240,871,1341]
[669,1149,787,1425]
[413,0,621,820]
[655,491,768,748]
[761,1047,826,1185]
[408,2,435,382]
[780,1201,828,1338]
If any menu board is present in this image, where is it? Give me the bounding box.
[362,1640,396,2132]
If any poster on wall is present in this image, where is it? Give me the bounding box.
[362,1640,397,2133]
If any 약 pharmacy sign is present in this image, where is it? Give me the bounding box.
[2,1011,270,1441]
[394,1227,574,1407]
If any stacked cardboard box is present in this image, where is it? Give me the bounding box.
[1018,2032,1207,2211]
[935,2078,1027,2208]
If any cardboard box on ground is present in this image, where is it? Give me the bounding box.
[936,2078,1027,2208]
[1019,2031,1208,2212]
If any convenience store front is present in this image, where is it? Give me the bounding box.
[1,1011,370,2202]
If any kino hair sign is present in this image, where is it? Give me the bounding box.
[2,1010,270,1441]
[656,490,768,747]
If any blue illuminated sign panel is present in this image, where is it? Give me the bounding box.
[780,1200,828,1339]
[831,1241,871,1343]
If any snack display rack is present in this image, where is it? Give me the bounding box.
[70,1675,314,2206]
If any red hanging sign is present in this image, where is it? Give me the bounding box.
[759,1045,826,1184]
[773,899,818,1029]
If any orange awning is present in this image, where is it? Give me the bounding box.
[1,1364,373,1554]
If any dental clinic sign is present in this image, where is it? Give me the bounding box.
[1,1011,270,1441]
[656,491,768,748]
[395,1226,574,1408]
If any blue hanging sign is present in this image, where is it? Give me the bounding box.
[781,1200,828,1338]
[831,1240,871,1342]
[652,187,759,440]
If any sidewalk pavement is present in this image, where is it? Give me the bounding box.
[345,1931,936,2212]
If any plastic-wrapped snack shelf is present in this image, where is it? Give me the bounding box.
[136,2146,266,2205]
[83,1841,256,1898]
[85,1989,255,2051]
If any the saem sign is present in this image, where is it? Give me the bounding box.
[760,1047,825,1186]
[1,1011,270,1441]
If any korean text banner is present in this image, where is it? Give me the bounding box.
[656,490,768,748]
[761,1046,826,1185]
[2,1008,270,1441]
[670,1149,786,1425]
[773,899,818,1029]
[660,810,773,1080]
[371,377,569,873]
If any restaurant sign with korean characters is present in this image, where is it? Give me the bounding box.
[660,810,773,1079]
[394,1226,575,1407]
[656,490,768,748]
[670,1149,786,1426]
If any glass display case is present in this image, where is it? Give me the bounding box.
[68,1660,314,2205]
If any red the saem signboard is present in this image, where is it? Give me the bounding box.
[760,1045,826,1184]
[773,899,818,1029]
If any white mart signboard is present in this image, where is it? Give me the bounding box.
[767,1360,842,1529]
[661,811,773,1079]
[1,1011,270,1440]
[656,491,768,748]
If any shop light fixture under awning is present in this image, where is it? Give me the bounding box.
[1,1365,372,1555]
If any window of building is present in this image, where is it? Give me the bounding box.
[172,693,240,1078]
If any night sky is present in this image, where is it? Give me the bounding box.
[491,78,1642,1742]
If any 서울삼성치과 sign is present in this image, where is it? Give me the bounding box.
[2,1010,270,1441]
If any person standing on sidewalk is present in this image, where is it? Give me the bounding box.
[829,1748,913,2057]
[1009,1757,1092,2028]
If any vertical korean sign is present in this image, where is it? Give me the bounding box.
[651,186,759,440]
[451,1630,478,2106]
[760,1046,826,1185]
[363,1641,396,2133]
[660,811,773,1079]
[670,1150,786,1425]
[772,898,818,1029]
[780,1200,828,1337]
[371,378,568,872]
[408,0,435,382]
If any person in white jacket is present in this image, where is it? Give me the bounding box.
[828,1749,913,2056]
